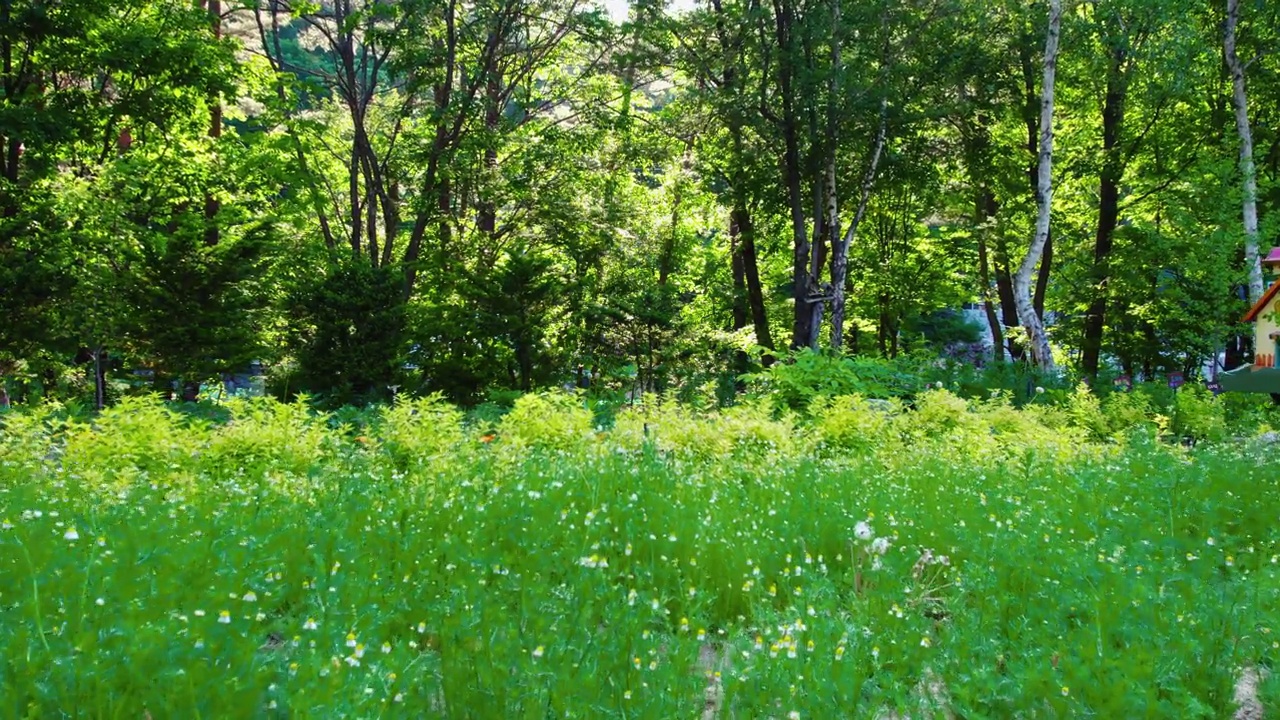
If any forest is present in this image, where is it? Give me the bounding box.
[1,0,1278,407]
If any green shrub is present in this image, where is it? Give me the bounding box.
[810,394,901,455]
[1171,384,1227,442]
[744,349,926,410]
[377,394,465,469]
[497,391,594,450]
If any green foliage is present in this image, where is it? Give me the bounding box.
[377,394,465,469]
[1171,384,1228,443]
[496,392,594,451]
[286,262,407,406]
[613,396,798,461]
[810,394,901,455]
[744,350,927,410]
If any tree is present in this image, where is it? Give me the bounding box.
[1225,0,1264,302]
[1013,0,1061,372]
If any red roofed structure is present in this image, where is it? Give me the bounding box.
[1221,247,1280,395]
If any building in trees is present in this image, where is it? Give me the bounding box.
[1221,248,1280,396]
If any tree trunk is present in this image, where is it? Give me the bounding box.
[1034,231,1052,320]
[772,0,811,350]
[1226,0,1264,302]
[731,215,748,332]
[660,144,692,287]
[93,347,107,411]
[993,238,1022,360]
[830,99,888,350]
[711,0,772,364]
[477,74,501,243]
[1012,0,1061,372]
[962,107,1004,362]
[203,0,222,247]
[976,194,1004,362]
[1081,48,1127,378]
[807,163,830,350]
[733,206,775,364]
[730,212,750,377]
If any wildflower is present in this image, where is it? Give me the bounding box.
[768,584,777,597]
[417,622,426,633]
[789,712,801,720]
[623,690,632,700]
[633,656,641,669]
[754,635,763,651]
[625,543,633,557]
[345,655,360,667]
[807,605,816,617]
[871,537,891,555]
[0,519,11,530]
[304,618,318,630]
[242,591,257,602]
[920,636,932,648]
[97,537,106,547]
[353,644,366,659]
[64,527,80,541]
[1035,386,1045,394]
[1061,686,1069,697]
[346,633,358,648]
[1206,537,1215,546]
[381,642,392,654]
[854,521,873,541]
[650,599,661,611]
[871,646,880,660]
[218,610,231,624]
[95,598,104,606]
[194,610,206,617]
[394,693,404,703]
[679,617,689,633]
[835,645,846,660]
[696,628,706,641]
[532,645,545,659]
[806,639,815,653]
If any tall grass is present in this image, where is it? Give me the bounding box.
[1,393,1276,717]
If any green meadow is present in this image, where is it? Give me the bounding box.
[1,392,1277,718]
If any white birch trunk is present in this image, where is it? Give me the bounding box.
[1013,0,1061,372]
[830,100,888,350]
[1226,0,1264,302]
